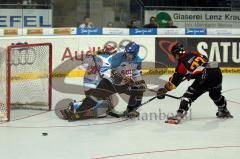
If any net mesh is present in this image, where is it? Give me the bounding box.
[0,48,7,121]
[0,43,51,122]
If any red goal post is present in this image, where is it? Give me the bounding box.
[0,43,52,122]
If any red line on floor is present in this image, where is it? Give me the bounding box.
[93,145,240,159]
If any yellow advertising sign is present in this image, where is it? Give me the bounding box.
[27,28,43,35]
[4,28,18,36]
[54,28,72,35]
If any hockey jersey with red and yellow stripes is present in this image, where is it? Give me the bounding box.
[170,51,208,87]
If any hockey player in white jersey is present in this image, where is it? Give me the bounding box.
[61,42,146,120]
[81,44,114,90]
[60,44,117,120]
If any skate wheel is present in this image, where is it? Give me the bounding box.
[165,119,180,124]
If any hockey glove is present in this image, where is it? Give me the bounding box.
[123,76,135,86]
[134,80,147,90]
[164,81,176,91]
[157,88,167,99]
[111,70,123,84]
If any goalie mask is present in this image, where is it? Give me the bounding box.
[102,44,117,54]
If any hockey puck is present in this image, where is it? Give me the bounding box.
[42,133,48,136]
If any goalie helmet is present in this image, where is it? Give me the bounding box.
[124,42,140,56]
[171,43,185,57]
[102,44,117,54]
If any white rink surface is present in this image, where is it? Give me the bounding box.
[0,75,240,159]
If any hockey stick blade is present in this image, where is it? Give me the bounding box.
[165,94,182,100]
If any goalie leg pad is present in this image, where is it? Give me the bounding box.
[79,96,98,111]
[62,97,111,121]
[60,109,71,120]
[93,100,110,117]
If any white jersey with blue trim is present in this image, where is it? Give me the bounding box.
[81,54,112,88]
[110,52,142,83]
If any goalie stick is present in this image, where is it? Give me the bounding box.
[109,90,182,118]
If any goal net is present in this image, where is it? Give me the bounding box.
[0,43,52,122]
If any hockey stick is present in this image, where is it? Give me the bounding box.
[165,94,182,100]
[146,88,182,100]
[144,76,188,100]
[108,91,182,118]
[109,96,158,118]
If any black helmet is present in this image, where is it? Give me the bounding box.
[171,43,185,56]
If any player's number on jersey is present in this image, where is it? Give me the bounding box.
[190,56,206,71]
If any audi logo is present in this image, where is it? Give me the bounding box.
[11,47,37,66]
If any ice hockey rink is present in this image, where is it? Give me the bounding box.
[0,74,239,159]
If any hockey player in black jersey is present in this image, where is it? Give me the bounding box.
[157,43,233,124]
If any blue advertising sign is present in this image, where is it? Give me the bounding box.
[185,28,207,35]
[129,28,157,35]
[77,28,102,35]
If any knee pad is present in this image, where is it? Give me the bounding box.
[184,87,196,98]
[181,97,192,104]
[179,97,192,111]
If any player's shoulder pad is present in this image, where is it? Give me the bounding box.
[134,55,143,63]
[191,51,201,56]
[191,51,209,61]
[109,52,125,68]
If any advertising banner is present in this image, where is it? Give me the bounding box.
[129,28,157,35]
[27,28,43,35]
[158,28,185,35]
[53,28,76,35]
[185,28,207,35]
[3,28,18,36]
[155,37,240,68]
[145,10,240,28]
[102,28,129,35]
[0,9,52,28]
[77,28,102,35]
